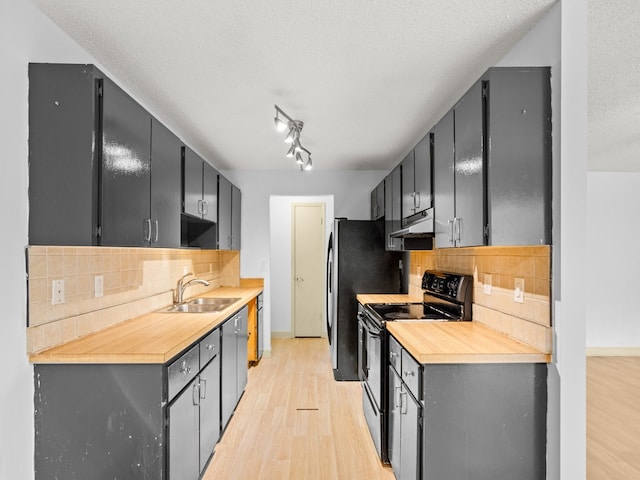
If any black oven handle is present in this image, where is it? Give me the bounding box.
[358,312,381,338]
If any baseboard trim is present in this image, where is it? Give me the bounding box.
[586,347,640,357]
[271,331,293,339]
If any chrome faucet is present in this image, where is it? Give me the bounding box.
[174,272,210,304]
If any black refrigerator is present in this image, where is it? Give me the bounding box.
[326,218,407,381]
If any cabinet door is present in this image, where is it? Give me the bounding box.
[235,307,249,398]
[199,356,220,473]
[432,110,455,248]
[385,166,403,251]
[401,150,416,221]
[413,133,432,215]
[388,366,402,478]
[168,378,200,480]
[100,76,151,246]
[202,162,218,223]
[221,319,237,429]
[28,64,100,246]
[400,388,421,480]
[231,185,242,250]
[183,147,203,218]
[218,175,232,250]
[453,80,485,247]
[371,181,385,220]
[150,118,182,247]
[486,68,551,246]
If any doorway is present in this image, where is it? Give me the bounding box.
[292,203,326,337]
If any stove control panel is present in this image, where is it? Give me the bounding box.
[422,271,462,299]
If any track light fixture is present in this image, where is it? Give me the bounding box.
[274,105,313,171]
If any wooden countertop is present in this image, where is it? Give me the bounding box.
[386,321,551,364]
[29,287,263,365]
[358,293,550,364]
[356,293,422,305]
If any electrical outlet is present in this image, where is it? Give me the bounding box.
[483,274,492,295]
[51,279,65,305]
[514,278,525,303]
[94,275,104,298]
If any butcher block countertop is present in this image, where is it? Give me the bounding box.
[356,293,422,305]
[29,287,263,365]
[358,294,550,365]
[387,321,550,364]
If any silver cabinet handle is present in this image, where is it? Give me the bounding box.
[206,343,214,351]
[197,199,203,214]
[403,370,415,377]
[447,219,454,244]
[200,378,207,399]
[415,191,420,209]
[454,217,462,242]
[395,386,402,409]
[193,383,200,406]
[400,391,408,415]
[180,360,192,375]
[144,218,152,242]
[390,351,398,361]
[202,201,208,216]
[154,219,159,243]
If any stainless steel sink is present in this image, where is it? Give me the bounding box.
[161,297,241,313]
[188,297,241,306]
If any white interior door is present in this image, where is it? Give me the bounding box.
[292,203,325,337]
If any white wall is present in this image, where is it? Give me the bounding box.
[222,170,386,351]
[0,1,96,478]
[586,172,640,348]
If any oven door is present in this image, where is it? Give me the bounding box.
[358,310,383,410]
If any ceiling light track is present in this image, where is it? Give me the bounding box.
[274,105,313,171]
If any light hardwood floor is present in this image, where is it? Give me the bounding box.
[203,338,395,479]
[587,356,640,479]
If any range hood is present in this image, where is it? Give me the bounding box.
[390,208,434,238]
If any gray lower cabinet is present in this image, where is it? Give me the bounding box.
[388,337,421,480]
[221,306,249,429]
[34,328,223,480]
[388,334,547,480]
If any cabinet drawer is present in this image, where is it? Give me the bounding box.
[401,349,421,400]
[200,329,220,369]
[168,345,199,401]
[389,334,402,373]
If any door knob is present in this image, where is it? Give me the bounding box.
[296,276,304,283]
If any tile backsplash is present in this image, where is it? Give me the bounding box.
[409,246,552,353]
[26,246,240,354]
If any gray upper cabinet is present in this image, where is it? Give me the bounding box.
[183,147,218,223]
[28,63,181,248]
[370,180,385,220]
[385,166,403,251]
[484,67,551,246]
[29,63,102,246]
[433,81,485,248]
[218,175,241,250]
[402,134,432,226]
[149,119,182,248]
[100,75,152,247]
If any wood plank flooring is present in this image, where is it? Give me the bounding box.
[203,338,395,479]
[587,356,640,479]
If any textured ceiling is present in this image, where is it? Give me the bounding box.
[30,0,562,172]
[589,0,640,171]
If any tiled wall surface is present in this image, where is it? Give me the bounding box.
[26,246,240,354]
[409,245,552,353]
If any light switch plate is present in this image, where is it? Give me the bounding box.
[514,277,525,303]
[52,279,65,305]
[483,274,492,295]
[94,275,104,298]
